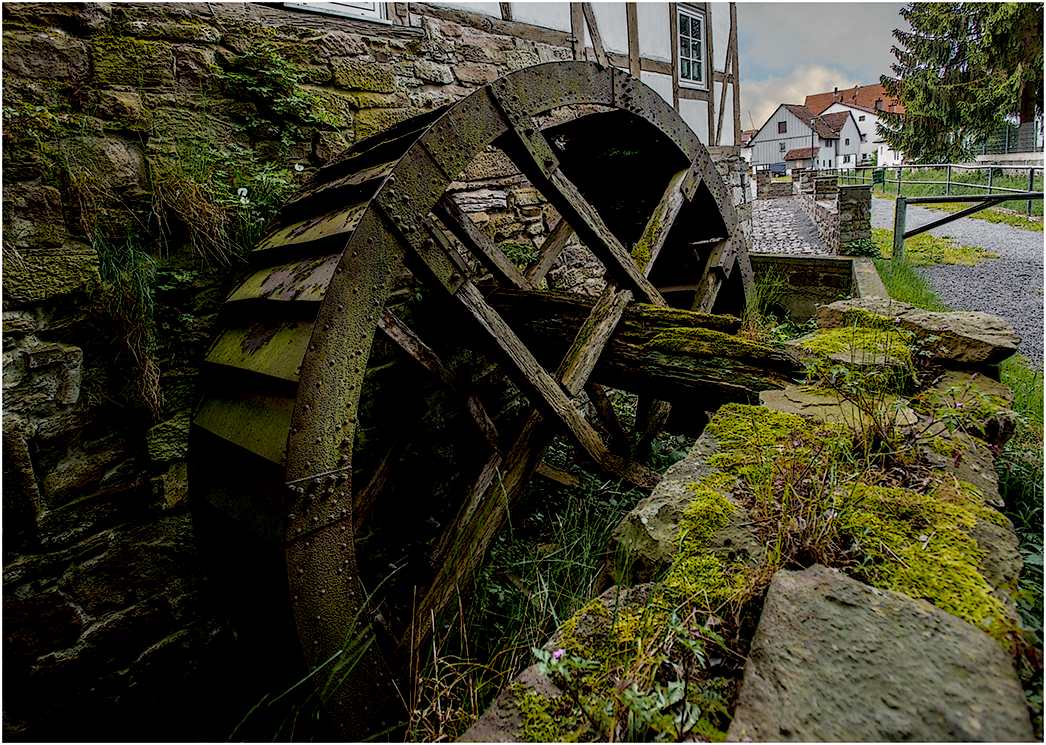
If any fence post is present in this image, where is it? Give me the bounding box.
[988,166,994,195]
[893,196,907,260]
[897,166,903,196]
[946,164,951,196]
[1029,168,1036,217]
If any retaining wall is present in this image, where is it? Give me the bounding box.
[794,184,872,254]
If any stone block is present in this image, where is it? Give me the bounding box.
[30,597,177,686]
[40,433,131,509]
[505,50,539,71]
[145,415,190,465]
[305,88,357,127]
[128,21,221,43]
[4,591,85,667]
[96,89,146,128]
[3,184,67,249]
[91,37,174,88]
[509,187,544,208]
[65,517,195,616]
[3,32,89,79]
[414,58,454,84]
[3,243,100,305]
[60,135,148,193]
[818,298,1020,366]
[3,414,41,534]
[354,107,419,141]
[454,62,501,85]
[317,31,367,58]
[331,59,397,92]
[314,129,348,163]
[174,46,219,92]
[611,433,763,583]
[727,565,1033,742]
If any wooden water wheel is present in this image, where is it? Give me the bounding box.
[190,62,788,738]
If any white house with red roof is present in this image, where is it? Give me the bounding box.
[821,101,904,167]
[748,104,862,174]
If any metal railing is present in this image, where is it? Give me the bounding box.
[838,163,1044,217]
[891,192,1044,258]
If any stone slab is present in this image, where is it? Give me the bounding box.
[727,565,1033,743]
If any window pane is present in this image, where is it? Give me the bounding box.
[681,38,690,58]
[681,59,690,79]
[693,17,701,37]
[679,14,689,37]
[694,62,701,82]
[694,40,701,59]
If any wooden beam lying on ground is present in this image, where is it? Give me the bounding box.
[487,289,800,402]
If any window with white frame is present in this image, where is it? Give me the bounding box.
[779,142,786,152]
[858,115,866,122]
[285,2,386,22]
[677,7,706,89]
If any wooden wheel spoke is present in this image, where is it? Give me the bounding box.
[400,410,556,662]
[586,382,631,456]
[434,195,533,290]
[378,309,500,449]
[490,97,667,306]
[524,216,575,285]
[634,161,703,277]
[692,232,742,313]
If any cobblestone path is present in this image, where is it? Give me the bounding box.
[752,197,830,254]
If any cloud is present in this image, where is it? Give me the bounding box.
[738,3,907,85]
[741,64,858,131]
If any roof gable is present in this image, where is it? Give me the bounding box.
[820,111,852,133]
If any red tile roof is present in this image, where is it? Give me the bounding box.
[783,104,838,139]
[785,146,819,161]
[819,111,852,133]
[805,83,905,115]
[741,129,759,145]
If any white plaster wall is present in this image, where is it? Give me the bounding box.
[590,3,630,56]
[680,98,710,144]
[712,80,735,147]
[641,70,674,108]
[510,3,571,32]
[637,3,671,62]
[710,3,730,72]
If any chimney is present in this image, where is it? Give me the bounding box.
[833,86,838,100]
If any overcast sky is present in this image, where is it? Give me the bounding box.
[736,3,910,131]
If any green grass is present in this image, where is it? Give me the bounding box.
[870,226,1000,266]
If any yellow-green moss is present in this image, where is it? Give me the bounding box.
[835,307,898,330]
[511,683,581,742]
[707,402,808,451]
[630,242,652,271]
[797,326,913,366]
[647,327,778,360]
[629,304,740,332]
[839,482,1010,640]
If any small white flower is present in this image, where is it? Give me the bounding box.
[294,163,305,172]
[236,187,248,197]
[240,195,250,205]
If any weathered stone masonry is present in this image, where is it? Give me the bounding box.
[2,2,751,740]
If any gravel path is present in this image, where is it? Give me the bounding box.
[871,196,1044,365]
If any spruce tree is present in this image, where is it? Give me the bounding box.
[878,2,1043,163]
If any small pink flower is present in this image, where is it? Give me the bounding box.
[955,402,964,408]
[552,649,564,660]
